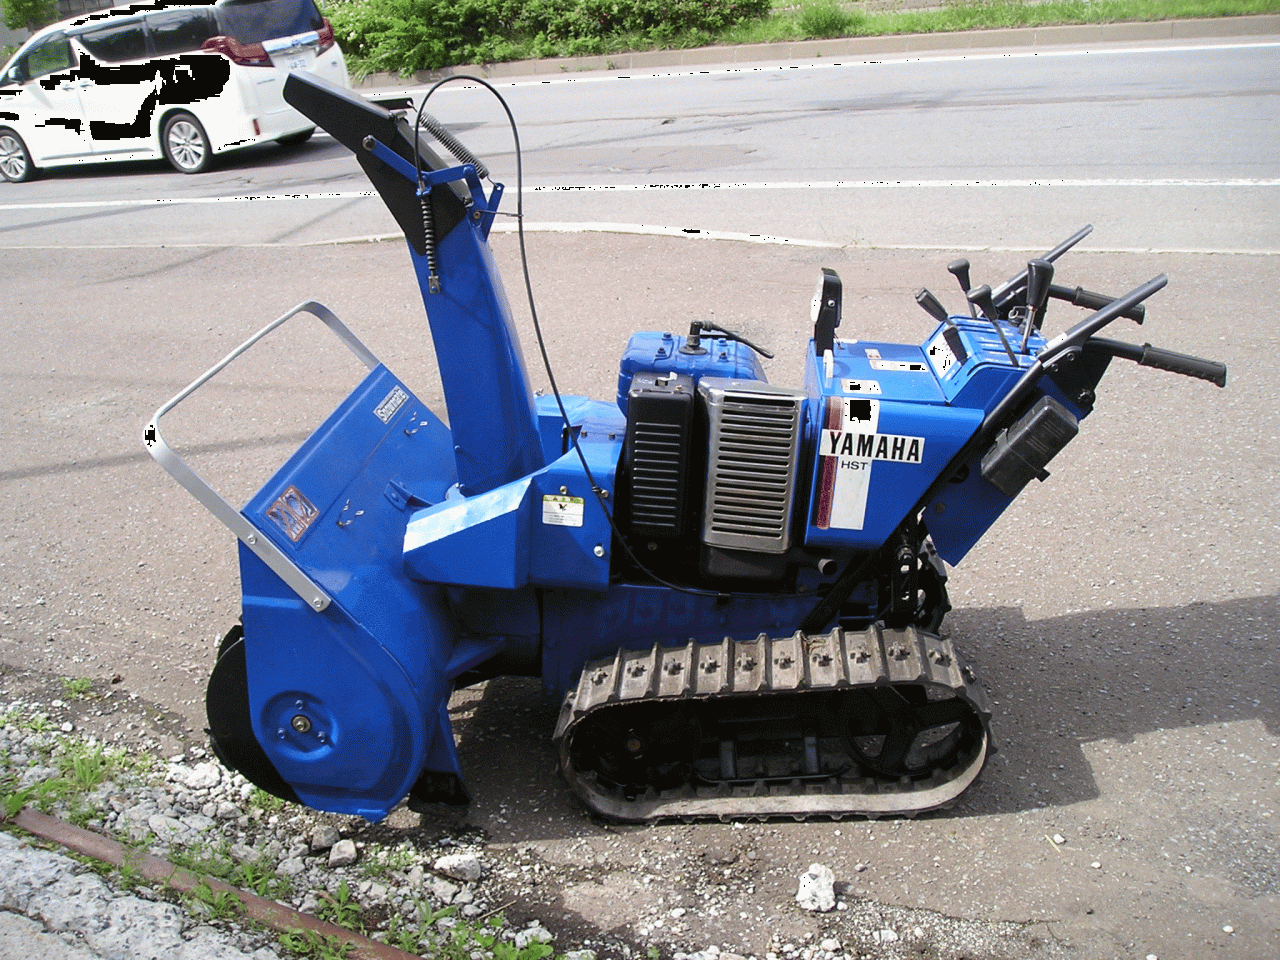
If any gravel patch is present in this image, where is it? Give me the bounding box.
[0,686,1077,960]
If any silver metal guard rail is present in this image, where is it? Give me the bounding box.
[144,301,382,612]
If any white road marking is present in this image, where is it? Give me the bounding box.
[397,41,1280,92]
[3,219,1277,256]
[1,178,1276,213]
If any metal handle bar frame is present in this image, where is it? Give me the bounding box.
[144,301,381,612]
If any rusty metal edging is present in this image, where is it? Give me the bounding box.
[9,807,424,960]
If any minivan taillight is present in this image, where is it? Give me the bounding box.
[317,20,335,55]
[202,35,273,67]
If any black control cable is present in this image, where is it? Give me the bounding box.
[416,76,781,603]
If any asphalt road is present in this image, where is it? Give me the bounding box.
[1,28,1278,960]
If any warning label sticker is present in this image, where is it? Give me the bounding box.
[926,333,959,378]
[542,495,585,527]
[841,379,881,395]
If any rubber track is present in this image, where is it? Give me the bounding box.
[554,625,992,822]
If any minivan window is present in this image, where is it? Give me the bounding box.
[22,36,74,80]
[215,0,324,45]
[77,21,149,63]
[149,9,219,56]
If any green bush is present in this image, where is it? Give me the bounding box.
[329,0,774,73]
[797,1,860,39]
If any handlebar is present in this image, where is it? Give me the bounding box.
[1086,337,1227,387]
[992,224,1094,309]
[1041,275,1168,366]
[1049,283,1146,323]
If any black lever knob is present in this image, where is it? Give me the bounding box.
[1025,259,1054,315]
[968,284,997,321]
[949,259,978,319]
[915,288,951,325]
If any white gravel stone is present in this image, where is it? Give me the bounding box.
[514,924,554,949]
[328,839,358,868]
[310,824,341,851]
[796,863,836,912]
[435,852,484,882]
[171,761,222,791]
[146,814,191,844]
[277,857,306,877]
[0,831,284,960]
[215,801,241,820]
[873,929,899,944]
[429,877,460,903]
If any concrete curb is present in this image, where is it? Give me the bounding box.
[354,14,1280,88]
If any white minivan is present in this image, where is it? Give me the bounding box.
[0,0,350,181]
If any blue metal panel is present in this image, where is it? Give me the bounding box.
[403,480,534,590]
[529,434,619,592]
[813,338,948,405]
[534,394,609,462]
[923,318,1043,410]
[921,457,1014,565]
[237,365,466,820]
[403,401,621,593]
[805,395,980,550]
[617,331,767,414]
[410,220,544,496]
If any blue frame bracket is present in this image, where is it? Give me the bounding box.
[362,135,504,238]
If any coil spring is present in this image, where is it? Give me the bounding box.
[418,112,489,180]
[419,181,440,293]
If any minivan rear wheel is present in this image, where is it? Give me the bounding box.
[0,129,36,183]
[163,112,213,174]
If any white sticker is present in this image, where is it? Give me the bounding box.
[842,379,881,395]
[374,385,408,423]
[926,333,959,378]
[814,398,927,533]
[542,495,584,527]
[821,430,925,464]
[814,396,879,531]
[869,358,928,373]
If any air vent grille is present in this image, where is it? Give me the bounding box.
[630,421,686,531]
[700,381,804,554]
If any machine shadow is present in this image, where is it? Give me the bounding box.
[433,592,1278,841]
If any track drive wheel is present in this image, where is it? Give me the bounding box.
[206,624,299,803]
[840,685,981,780]
[570,702,700,797]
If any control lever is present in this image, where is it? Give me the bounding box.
[968,284,1017,364]
[968,284,997,321]
[983,274,1168,437]
[947,259,978,319]
[811,268,842,357]
[1020,259,1054,352]
[992,224,1094,310]
[682,320,775,359]
[915,288,952,326]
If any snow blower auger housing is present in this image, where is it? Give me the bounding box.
[145,74,1227,823]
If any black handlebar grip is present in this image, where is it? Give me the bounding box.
[1049,284,1146,322]
[1139,343,1227,387]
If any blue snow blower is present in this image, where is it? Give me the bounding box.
[145,73,1226,823]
